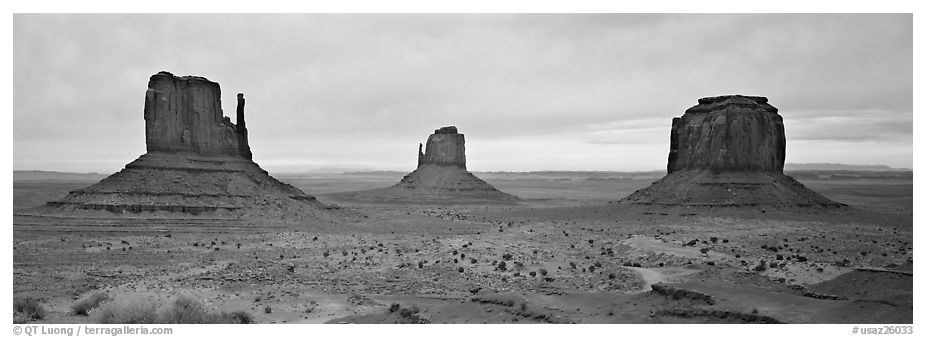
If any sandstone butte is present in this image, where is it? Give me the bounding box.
[41,71,333,220]
[623,95,843,207]
[333,126,518,204]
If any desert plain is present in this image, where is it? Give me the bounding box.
[12,168,913,324]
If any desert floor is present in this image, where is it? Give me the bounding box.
[12,171,913,323]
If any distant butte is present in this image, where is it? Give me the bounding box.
[623,95,843,207]
[39,71,334,220]
[331,126,518,204]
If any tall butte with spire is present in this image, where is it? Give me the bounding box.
[39,71,331,220]
[332,126,517,204]
[623,95,842,207]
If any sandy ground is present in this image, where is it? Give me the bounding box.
[12,175,913,324]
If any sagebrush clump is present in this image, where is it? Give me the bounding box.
[14,296,47,322]
[72,291,111,316]
[96,295,251,324]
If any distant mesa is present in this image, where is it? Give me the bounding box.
[623,95,843,207]
[36,71,332,219]
[330,126,518,204]
[784,163,911,172]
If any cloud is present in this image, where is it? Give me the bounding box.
[786,110,912,143]
[13,14,913,172]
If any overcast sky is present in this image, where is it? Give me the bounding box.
[13,14,912,173]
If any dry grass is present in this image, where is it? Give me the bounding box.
[96,295,251,324]
[72,291,110,316]
[96,299,158,324]
[13,296,47,322]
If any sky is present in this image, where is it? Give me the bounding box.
[13,14,913,173]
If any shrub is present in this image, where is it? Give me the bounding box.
[227,311,253,324]
[529,271,537,277]
[13,313,29,324]
[754,261,768,272]
[389,303,400,313]
[13,296,47,321]
[496,261,507,271]
[72,291,111,316]
[161,296,221,323]
[539,269,548,276]
[398,305,420,318]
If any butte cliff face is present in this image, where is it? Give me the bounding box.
[416,126,467,169]
[624,95,841,207]
[667,95,785,173]
[143,72,252,159]
[333,126,517,204]
[42,71,329,219]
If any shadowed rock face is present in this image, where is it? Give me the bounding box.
[40,72,328,219]
[144,71,252,159]
[668,95,785,173]
[418,126,467,169]
[625,95,841,207]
